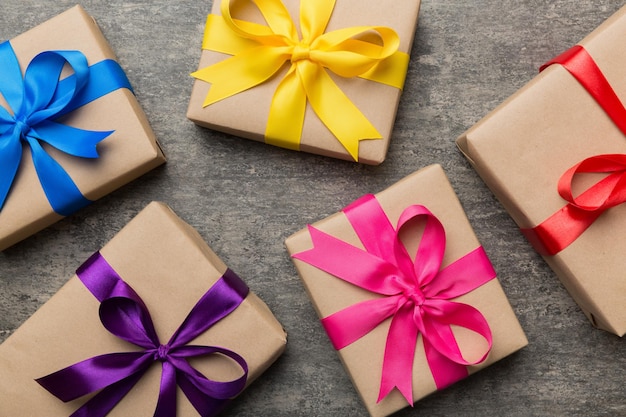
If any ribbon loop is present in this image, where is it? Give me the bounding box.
[0,41,132,216]
[192,0,409,160]
[36,252,250,417]
[293,195,495,405]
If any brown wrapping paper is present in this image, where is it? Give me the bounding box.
[0,202,287,416]
[0,5,166,251]
[187,0,420,165]
[456,6,626,336]
[285,164,527,417]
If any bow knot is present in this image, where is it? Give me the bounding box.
[291,42,311,62]
[192,0,409,160]
[155,344,171,362]
[402,286,426,307]
[293,194,495,405]
[13,119,31,138]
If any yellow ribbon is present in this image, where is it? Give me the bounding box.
[191,0,409,160]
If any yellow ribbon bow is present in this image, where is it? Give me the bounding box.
[191,0,409,160]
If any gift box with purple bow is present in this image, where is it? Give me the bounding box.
[0,6,165,251]
[286,164,527,417]
[0,202,287,416]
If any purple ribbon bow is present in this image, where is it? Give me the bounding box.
[36,252,250,417]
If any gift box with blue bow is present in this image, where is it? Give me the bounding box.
[0,6,165,251]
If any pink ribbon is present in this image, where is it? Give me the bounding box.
[293,194,495,404]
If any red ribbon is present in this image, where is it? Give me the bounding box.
[292,194,495,405]
[521,45,626,255]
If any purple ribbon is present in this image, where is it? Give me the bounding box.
[36,251,250,417]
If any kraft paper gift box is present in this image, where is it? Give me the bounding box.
[187,0,420,165]
[285,164,528,417]
[0,202,287,416]
[0,5,165,251]
[456,5,626,336]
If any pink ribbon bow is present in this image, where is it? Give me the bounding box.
[293,194,495,404]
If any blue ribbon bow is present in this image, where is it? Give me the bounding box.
[0,41,132,216]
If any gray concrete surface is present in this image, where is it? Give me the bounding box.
[0,1,624,416]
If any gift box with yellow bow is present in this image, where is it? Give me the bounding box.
[187,0,420,165]
[457,5,626,336]
[0,202,287,416]
[286,164,527,417]
[0,6,165,251]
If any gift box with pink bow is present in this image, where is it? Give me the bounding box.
[286,164,528,417]
[0,6,166,251]
[0,202,287,416]
[457,5,626,336]
[187,0,420,165]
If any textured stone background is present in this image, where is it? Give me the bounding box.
[0,1,624,416]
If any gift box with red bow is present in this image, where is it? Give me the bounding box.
[0,6,165,251]
[286,164,527,417]
[0,202,287,416]
[457,5,626,336]
[187,0,420,165]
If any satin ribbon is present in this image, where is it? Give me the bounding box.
[521,45,626,255]
[36,252,249,417]
[191,0,409,160]
[292,194,494,405]
[522,154,626,255]
[0,41,132,216]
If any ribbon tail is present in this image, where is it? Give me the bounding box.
[36,352,153,402]
[153,361,177,417]
[26,135,91,216]
[31,121,111,158]
[300,61,381,160]
[265,66,307,150]
[191,46,289,106]
[422,337,468,390]
[293,225,401,295]
[378,305,418,404]
[68,371,146,417]
[321,296,400,350]
[0,130,23,210]
[178,374,230,417]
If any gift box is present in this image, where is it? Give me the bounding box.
[285,164,527,417]
[187,0,420,165]
[456,6,626,336]
[0,5,165,251]
[0,202,287,416]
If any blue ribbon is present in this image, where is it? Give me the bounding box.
[0,41,132,216]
